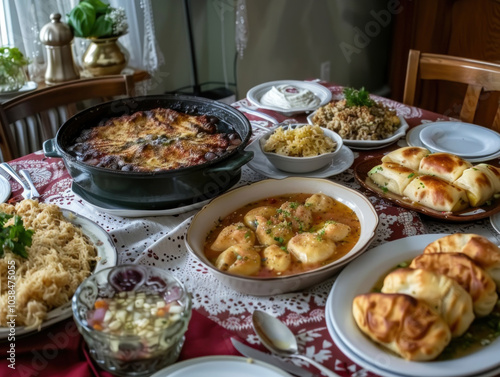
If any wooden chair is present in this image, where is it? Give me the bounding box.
[0,74,139,161]
[403,49,500,133]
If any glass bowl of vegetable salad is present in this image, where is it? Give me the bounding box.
[72,264,192,377]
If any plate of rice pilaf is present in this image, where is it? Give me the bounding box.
[307,87,408,149]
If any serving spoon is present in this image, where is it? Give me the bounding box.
[252,310,340,377]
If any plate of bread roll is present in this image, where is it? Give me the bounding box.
[354,146,500,221]
[326,233,500,377]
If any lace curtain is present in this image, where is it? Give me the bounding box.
[6,0,164,86]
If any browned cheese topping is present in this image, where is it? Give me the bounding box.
[69,108,242,172]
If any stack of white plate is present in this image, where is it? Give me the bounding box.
[406,121,500,162]
[325,235,500,377]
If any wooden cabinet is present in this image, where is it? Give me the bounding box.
[388,0,500,127]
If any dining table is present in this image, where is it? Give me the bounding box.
[0,82,499,377]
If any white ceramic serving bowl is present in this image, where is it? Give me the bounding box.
[246,80,332,116]
[185,177,379,296]
[258,124,344,173]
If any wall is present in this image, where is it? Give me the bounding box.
[150,0,396,99]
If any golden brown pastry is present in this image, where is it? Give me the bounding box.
[453,166,496,207]
[410,252,498,316]
[381,268,474,337]
[368,162,418,195]
[402,175,469,212]
[474,163,500,193]
[418,153,472,183]
[423,233,500,290]
[352,292,451,361]
[381,146,430,170]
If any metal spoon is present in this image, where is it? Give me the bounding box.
[252,310,340,377]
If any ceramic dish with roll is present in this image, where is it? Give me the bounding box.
[258,124,344,173]
[246,80,332,116]
[185,177,378,296]
[354,146,500,221]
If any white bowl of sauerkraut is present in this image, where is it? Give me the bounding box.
[258,124,343,173]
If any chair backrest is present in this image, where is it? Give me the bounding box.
[403,49,500,132]
[0,74,136,161]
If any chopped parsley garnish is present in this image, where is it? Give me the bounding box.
[0,213,34,259]
[274,236,284,244]
[343,87,375,108]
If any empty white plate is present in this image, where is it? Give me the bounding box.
[406,123,500,163]
[419,121,500,157]
[151,356,292,377]
[0,175,11,203]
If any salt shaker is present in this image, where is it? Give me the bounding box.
[39,13,79,85]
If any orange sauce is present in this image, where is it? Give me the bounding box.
[203,193,361,277]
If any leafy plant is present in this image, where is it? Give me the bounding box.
[0,47,29,77]
[0,213,34,259]
[343,87,375,108]
[67,0,128,38]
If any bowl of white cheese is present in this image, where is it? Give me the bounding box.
[247,80,332,116]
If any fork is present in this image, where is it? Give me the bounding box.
[0,163,34,199]
[20,169,40,198]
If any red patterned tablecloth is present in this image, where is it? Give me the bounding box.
[1,83,499,377]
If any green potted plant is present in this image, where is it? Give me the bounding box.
[0,47,30,92]
[67,0,128,38]
[67,0,129,76]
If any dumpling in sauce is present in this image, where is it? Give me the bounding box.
[243,206,277,230]
[287,233,336,264]
[262,244,291,272]
[305,193,337,213]
[321,221,351,242]
[277,202,312,232]
[381,268,474,337]
[254,216,293,247]
[211,222,255,252]
[215,245,261,276]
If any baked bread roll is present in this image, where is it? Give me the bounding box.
[352,292,451,361]
[410,253,498,316]
[402,175,469,212]
[381,146,430,170]
[423,233,500,290]
[474,163,500,193]
[418,153,472,183]
[453,166,496,207]
[368,162,418,195]
[381,268,474,337]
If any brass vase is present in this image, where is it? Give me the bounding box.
[82,36,127,76]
